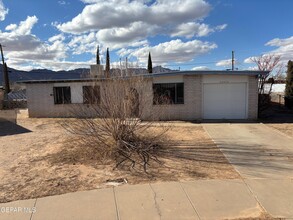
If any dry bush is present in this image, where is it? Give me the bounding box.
[61,76,170,172]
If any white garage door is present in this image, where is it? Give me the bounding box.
[203,82,247,119]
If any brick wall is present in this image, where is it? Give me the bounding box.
[248,75,259,119]
[142,75,202,120]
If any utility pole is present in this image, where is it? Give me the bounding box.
[96,45,100,65]
[125,57,128,76]
[0,44,10,94]
[105,48,110,78]
[119,58,122,76]
[232,50,235,71]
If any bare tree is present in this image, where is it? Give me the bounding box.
[250,54,282,114]
[61,75,170,172]
[250,54,281,94]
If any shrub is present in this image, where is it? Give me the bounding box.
[61,76,169,172]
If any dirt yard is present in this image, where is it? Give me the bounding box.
[0,118,239,203]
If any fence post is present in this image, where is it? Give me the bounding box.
[0,88,4,110]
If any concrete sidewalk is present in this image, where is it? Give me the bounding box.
[1,179,293,220]
[0,180,268,220]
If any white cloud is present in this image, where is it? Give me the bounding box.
[266,36,293,47]
[243,36,293,69]
[8,58,93,71]
[68,32,99,55]
[5,24,17,31]
[117,48,135,57]
[171,22,227,38]
[0,16,42,51]
[192,66,210,70]
[171,22,211,38]
[247,66,258,71]
[265,36,293,61]
[1,0,227,71]
[0,16,72,71]
[13,15,38,35]
[56,0,211,34]
[7,38,67,62]
[81,0,153,4]
[57,1,147,34]
[0,0,8,21]
[243,57,256,64]
[148,0,210,25]
[215,24,227,31]
[51,0,223,70]
[80,0,101,3]
[53,0,221,67]
[131,39,217,65]
[38,60,93,71]
[13,16,38,35]
[48,34,65,43]
[216,58,236,67]
[97,22,155,49]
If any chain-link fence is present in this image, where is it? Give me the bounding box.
[1,89,27,109]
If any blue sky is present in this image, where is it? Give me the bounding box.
[0,0,292,71]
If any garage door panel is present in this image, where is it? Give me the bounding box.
[203,83,247,119]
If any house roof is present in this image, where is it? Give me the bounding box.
[7,90,27,100]
[151,70,269,77]
[18,70,269,84]
[19,78,104,84]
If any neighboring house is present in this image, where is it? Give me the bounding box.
[20,70,268,120]
[7,89,27,101]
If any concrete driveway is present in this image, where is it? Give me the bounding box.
[204,123,293,218]
[203,123,293,179]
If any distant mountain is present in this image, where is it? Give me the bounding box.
[0,64,174,85]
[152,66,174,73]
[0,64,89,85]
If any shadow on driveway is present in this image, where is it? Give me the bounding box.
[0,120,31,136]
[216,142,293,178]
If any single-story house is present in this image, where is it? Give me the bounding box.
[20,69,268,120]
